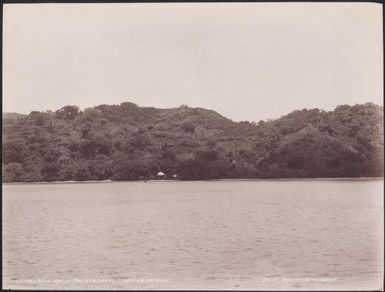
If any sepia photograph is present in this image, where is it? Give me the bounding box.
[2,1,384,290]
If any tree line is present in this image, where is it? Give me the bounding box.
[2,101,383,182]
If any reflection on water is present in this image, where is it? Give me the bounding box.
[2,180,383,290]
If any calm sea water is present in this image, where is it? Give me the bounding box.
[2,179,384,290]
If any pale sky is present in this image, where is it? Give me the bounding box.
[3,3,383,122]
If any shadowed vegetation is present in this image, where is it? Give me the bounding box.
[2,102,383,182]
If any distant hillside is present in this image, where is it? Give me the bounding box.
[2,102,383,182]
[2,112,26,121]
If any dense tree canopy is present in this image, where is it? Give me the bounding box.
[2,102,383,182]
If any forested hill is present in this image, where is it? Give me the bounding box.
[2,102,384,182]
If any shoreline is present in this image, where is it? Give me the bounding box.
[2,177,384,185]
